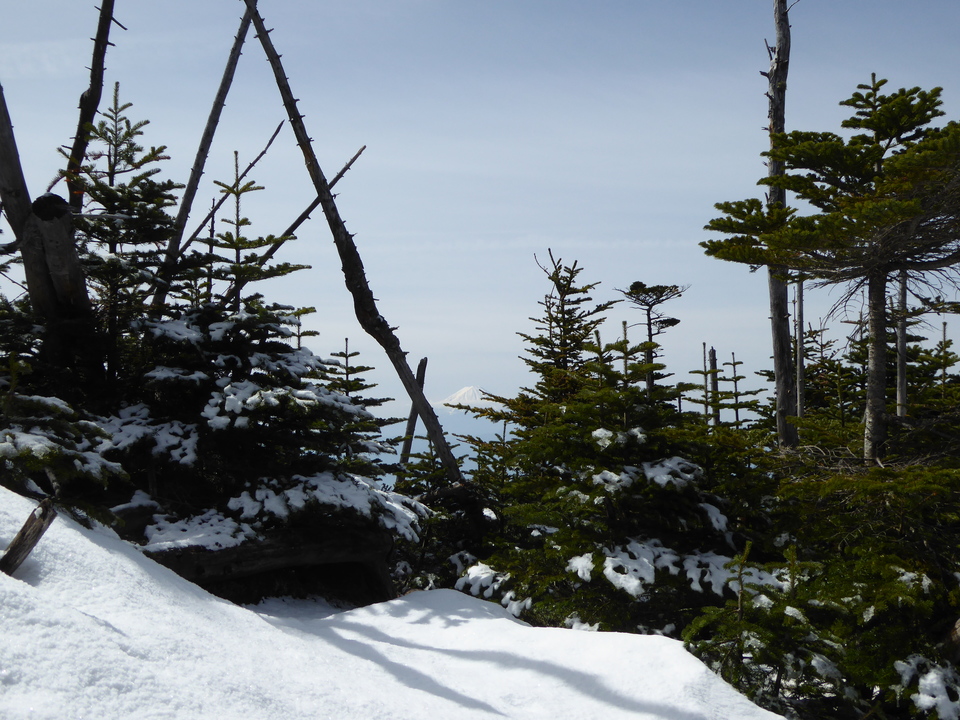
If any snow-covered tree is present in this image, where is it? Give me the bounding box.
[0,86,422,603]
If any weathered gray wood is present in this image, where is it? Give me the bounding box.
[764,0,799,448]
[0,83,32,242]
[64,0,117,210]
[400,357,428,466]
[0,499,58,576]
[1,83,96,370]
[244,0,465,486]
[795,280,805,418]
[709,346,720,425]
[153,6,253,310]
[864,273,889,461]
[896,270,908,417]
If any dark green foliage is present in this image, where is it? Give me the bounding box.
[0,86,419,583]
[448,256,762,635]
[704,75,960,462]
[687,466,960,719]
[0,382,126,501]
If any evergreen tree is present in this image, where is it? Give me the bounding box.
[0,87,422,603]
[704,76,960,462]
[619,281,687,398]
[454,255,765,635]
[687,465,960,719]
[64,83,181,398]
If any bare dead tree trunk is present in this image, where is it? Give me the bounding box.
[864,272,889,462]
[0,88,65,320]
[400,357,428,466]
[644,308,656,398]
[764,0,799,448]
[244,0,465,485]
[64,0,119,210]
[2,3,110,374]
[0,83,33,241]
[153,7,253,311]
[795,279,805,417]
[896,269,908,417]
[0,89,97,368]
[701,342,710,420]
[709,346,720,425]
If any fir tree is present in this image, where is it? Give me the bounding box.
[704,75,960,462]
[455,255,762,635]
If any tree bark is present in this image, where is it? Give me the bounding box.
[0,499,58,576]
[0,83,32,241]
[896,269,908,417]
[400,357,428,466]
[644,308,656,398]
[64,0,117,210]
[2,73,98,373]
[19,196,98,371]
[765,0,799,448]
[709,346,721,425]
[244,0,465,485]
[795,279,805,418]
[864,272,889,462]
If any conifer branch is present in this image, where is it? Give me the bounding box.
[221,144,366,306]
[176,120,284,261]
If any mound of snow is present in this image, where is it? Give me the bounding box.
[0,489,782,719]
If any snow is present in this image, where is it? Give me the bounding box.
[642,456,701,488]
[0,488,783,719]
[439,385,497,410]
[566,552,595,581]
[143,509,257,552]
[897,656,960,720]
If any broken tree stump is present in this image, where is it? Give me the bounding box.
[0,498,58,576]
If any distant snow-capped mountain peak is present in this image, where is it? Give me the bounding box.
[438,386,495,409]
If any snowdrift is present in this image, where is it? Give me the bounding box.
[0,489,782,719]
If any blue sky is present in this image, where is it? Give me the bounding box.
[4,2,960,420]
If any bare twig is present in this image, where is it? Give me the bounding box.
[178,120,283,259]
[244,0,465,486]
[220,144,365,305]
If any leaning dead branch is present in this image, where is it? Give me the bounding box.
[63,0,118,211]
[244,0,465,485]
[151,8,254,311]
[176,120,284,262]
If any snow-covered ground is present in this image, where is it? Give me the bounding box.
[0,488,782,719]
